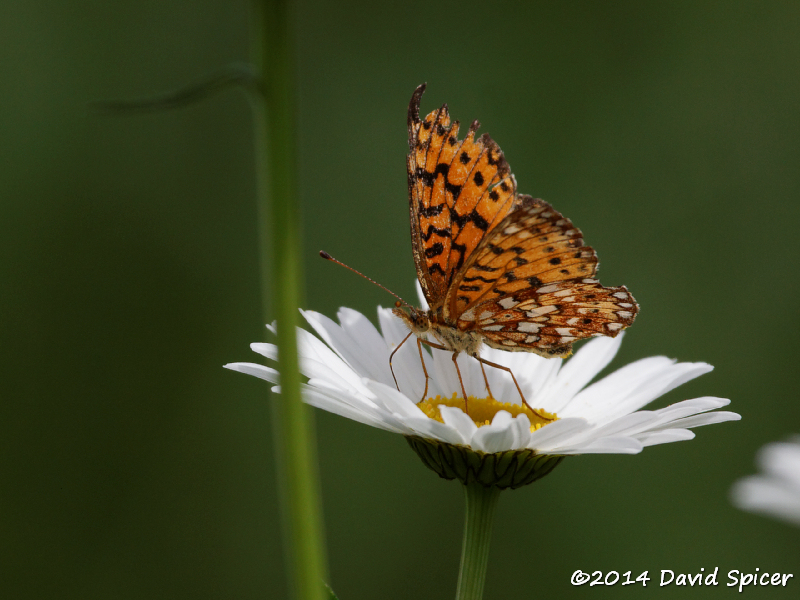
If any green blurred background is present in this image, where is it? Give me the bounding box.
[2,1,799,598]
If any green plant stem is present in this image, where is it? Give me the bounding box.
[456,483,501,600]
[250,1,328,599]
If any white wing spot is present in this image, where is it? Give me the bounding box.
[556,327,573,336]
[553,289,573,297]
[498,297,518,310]
[618,303,633,308]
[566,317,580,326]
[517,322,541,333]
[479,311,495,321]
[607,323,623,332]
[559,336,577,343]
[461,308,476,322]
[617,311,633,319]
[582,278,599,284]
[537,284,561,294]
[504,225,521,235]
[525,335,540,343]
[501,339,517,346]
[613,292,629,299]
[482,324,504,331]
[526,305,557,317]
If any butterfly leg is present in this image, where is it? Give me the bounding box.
[418,339,470,415]
[476,356,534,412]
[475,357,496,400]
[389,330,414,392]
[415,337,431,402]
[450,352,470,415]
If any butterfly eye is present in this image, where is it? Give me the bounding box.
[395,300,403,308]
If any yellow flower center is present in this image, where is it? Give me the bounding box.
[417,394,557,431]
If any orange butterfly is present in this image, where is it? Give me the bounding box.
[389,84,638,410]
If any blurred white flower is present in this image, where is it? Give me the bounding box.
[225,301,738,465]
[731,436,800,527]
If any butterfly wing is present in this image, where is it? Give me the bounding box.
[407,84,518,310]
[450,197,638,354]
[464,281,638,356]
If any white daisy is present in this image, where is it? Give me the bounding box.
[731,436,800,527]
[226,294,739,487]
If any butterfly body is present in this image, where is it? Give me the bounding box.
[392,305,483,357]
[396,84,638,400]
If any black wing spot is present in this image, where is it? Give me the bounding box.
[422,225,452,241]
[415,168,434,186]
[549,257,561,265]
[489,190,499,201]
[445,182,462,198]
[463,275,495,283]
[425,243,444,258]
[500,181,509,192]
[458,285,481,292]
[546,246,554,252]
[434,163,449,178]
[528,276,543,286]
[470,210,489,231]
[513,256,528,265]
[504,272,516,281]
[448,136,457,146]
[488,244,504,255]
[436,123,445,136]
[473,171,484,186]
[422,120,432,130]
[417,201,444,218]
[459,151,471,164]
[475,264,499,272]
[582,318,592,324]
[560,269,569,274]
[451,241,467,271]
[429,263,445,276]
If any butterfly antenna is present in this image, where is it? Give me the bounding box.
[319,251,409,306]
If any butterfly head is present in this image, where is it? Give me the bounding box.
[392,302,431,335]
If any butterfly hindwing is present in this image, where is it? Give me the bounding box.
[462,281,638,355]
[446,196,599,320]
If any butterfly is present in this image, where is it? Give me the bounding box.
[390,84,638,410]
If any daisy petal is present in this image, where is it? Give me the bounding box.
[229,304,737,460]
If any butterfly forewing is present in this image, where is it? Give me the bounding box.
[407,83,518,310]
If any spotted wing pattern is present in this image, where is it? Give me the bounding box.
[462,281,638,355]
[407,84,519,310]
[452,198,638,353]
[446,196,595,318]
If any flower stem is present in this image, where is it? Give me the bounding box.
[250,1,328,599]
[456,482,501,600]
